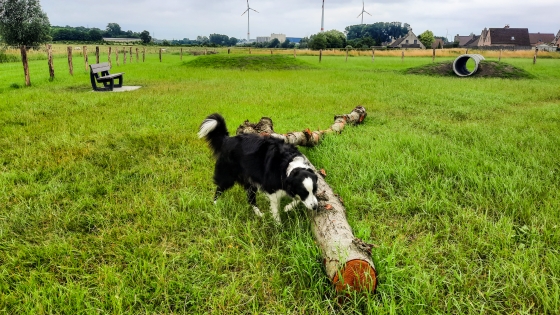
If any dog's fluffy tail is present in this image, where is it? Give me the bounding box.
[198,113,229,155]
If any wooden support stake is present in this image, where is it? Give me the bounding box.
[115,48,119,66]
[533,48,538,64]
[159,48,162,62]
[319,49,323,62]
[129,47,132,63]
[270,49,273,55]
[83,46,88,71]
[123,48,127,65]
[20,45,31,86]
[143,48,145,62]
[136,48,139,62]
[401,50,404,62]
[372,48,375,62]
[108,47,112,66]
[294,48,296,58]
[499,49,502,62]
[181,48,183,60]
[95,46,99,64]
[249,48,251,54]
[466,48,469,54]
[345,47,348,62]
[204,48,207,55]
[432,48,435,63]
[47,44,54,80]
[67,46,73,76]
[228,48,230,54]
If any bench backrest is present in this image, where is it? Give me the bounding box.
[90,62,111,74]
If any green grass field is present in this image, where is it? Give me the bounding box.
[1,51,559,314]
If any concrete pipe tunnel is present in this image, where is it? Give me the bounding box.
[453,54,485,77]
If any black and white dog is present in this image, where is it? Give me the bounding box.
[198,113,318,223]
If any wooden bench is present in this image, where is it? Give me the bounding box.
[89,62,124,91]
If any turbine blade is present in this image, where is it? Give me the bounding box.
[241,9,248,16]
[364,10,372,16]
[250,8,259,13]
[357,13,362,18]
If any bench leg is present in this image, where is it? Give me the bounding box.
[108,79,115,91]
[90,74,100,91]
[115,75,123,88]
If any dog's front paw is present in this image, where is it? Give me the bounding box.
[252,206,264,217]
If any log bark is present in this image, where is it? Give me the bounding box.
[235,106,377,294]
[236,106,367,147]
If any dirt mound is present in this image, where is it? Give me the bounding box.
[406,61,534,79]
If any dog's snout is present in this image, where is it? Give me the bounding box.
[312,203,318,210]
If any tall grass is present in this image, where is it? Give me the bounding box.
[0,52,559,314]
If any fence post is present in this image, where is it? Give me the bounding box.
[123,48,127,64]
[67,46,73,76]
[533,48,538,64]
[136,48,139,62]
[47,44,54,80]
[204,48,207,55]
[108,47,112,66]
[129,47,132,63]
[83,46,88,71]
[345,47,348,62]
[159,48,162,62]
[432,48,435,63]
[20,45,31,86]
[401,50,404,62]
[143,48,145,62]
[294,47,296,58]
[228,48,230,55]
[372,48,375,62]
[499,49,502,62]
[270,49,273,55]
[181,48,183,60]
[249,48,251,54]
[319,49,322,62]
[95,46,99,64]
[466,48,469,54]
[115,48,119,66]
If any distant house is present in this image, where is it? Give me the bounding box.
[454,33,477,47]
[431,38,444,49]
[476,25,531,48]
[554,30,560,47]
[529,32,555,46]
[388,30,426,49]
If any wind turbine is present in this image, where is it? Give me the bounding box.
[321,0,325,32]
[357,0,371,25]
[241,0,259,41]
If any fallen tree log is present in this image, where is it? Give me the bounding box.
[236,106,377,294]
[236,106,367,147]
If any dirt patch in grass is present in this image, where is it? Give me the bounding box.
[406,61,534,79]
[185,54,316,70]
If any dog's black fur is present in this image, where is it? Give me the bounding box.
[198,113,318,222]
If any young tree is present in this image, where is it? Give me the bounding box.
[0,0,51,47]
[139,30,152,44]
[105,23,122,37]
[309,33,327,50]
[418,30,435,49]
[268,38,280,48]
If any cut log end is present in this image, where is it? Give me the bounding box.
[333,259,377,294]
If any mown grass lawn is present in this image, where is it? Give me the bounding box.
[1,51,559,314]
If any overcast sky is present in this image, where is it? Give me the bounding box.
[41,0,559,41]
